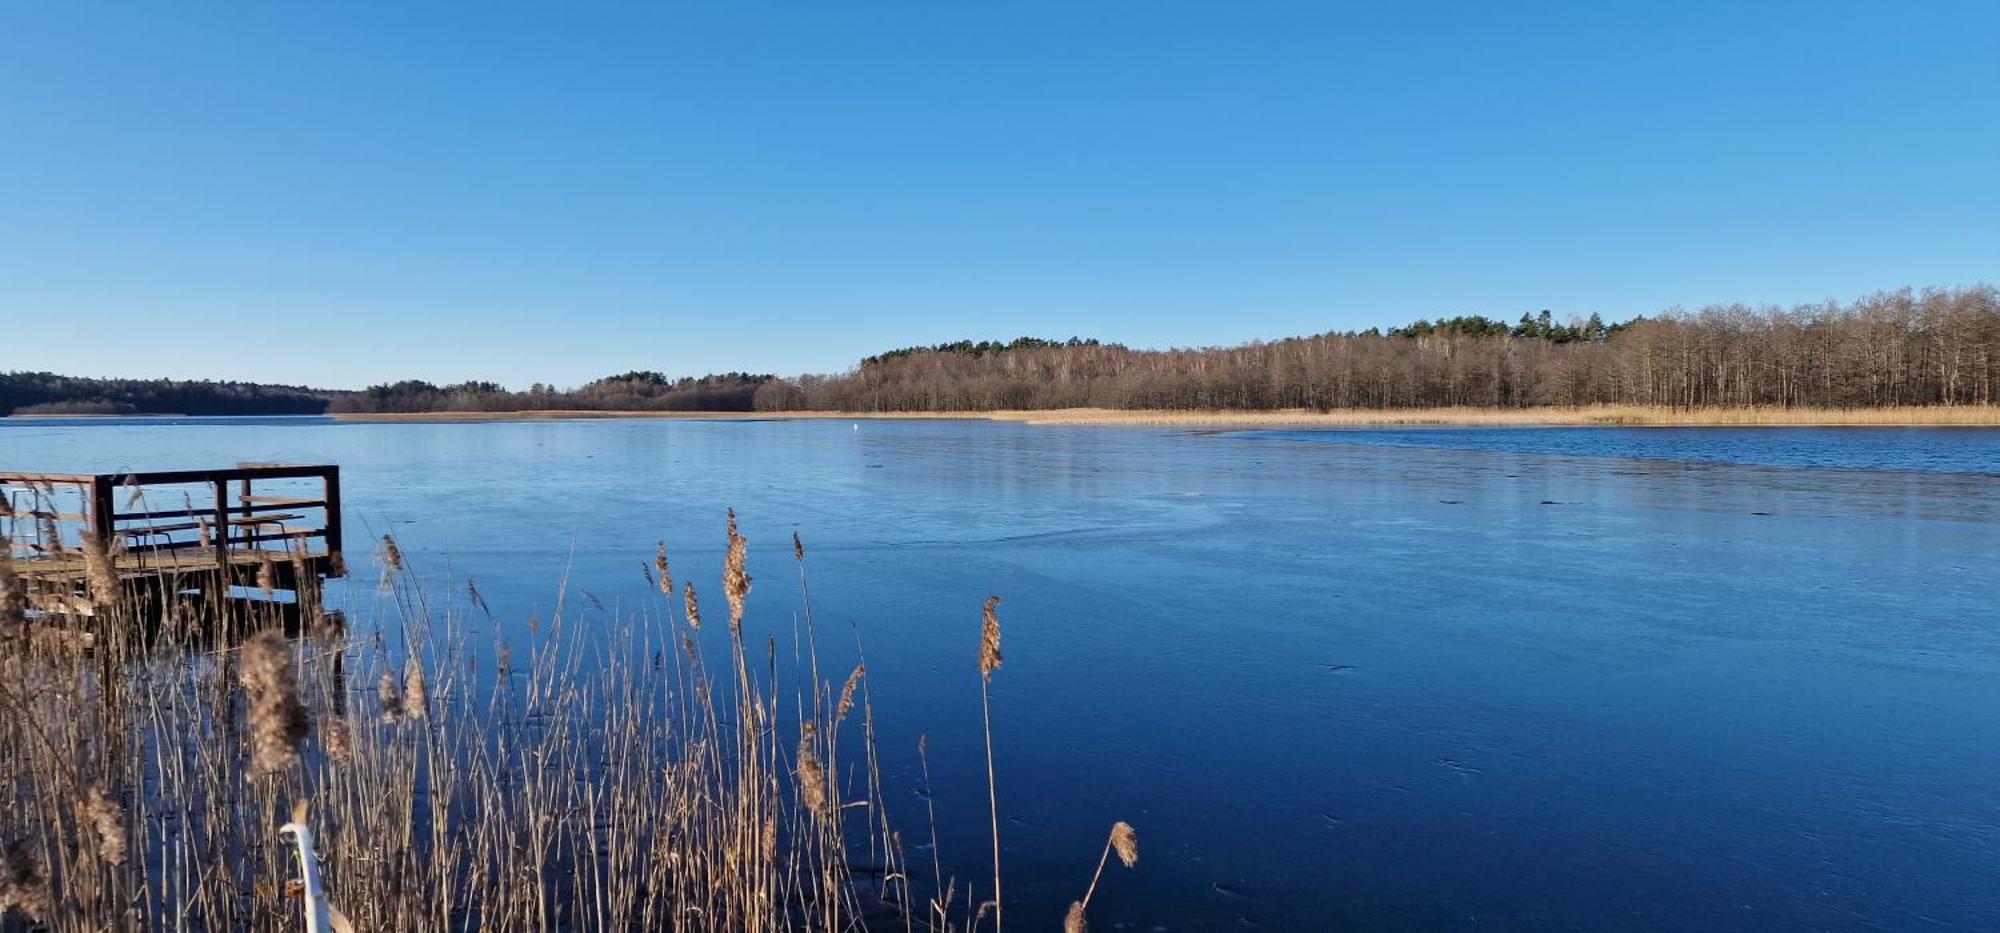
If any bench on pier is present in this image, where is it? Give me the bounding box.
[1,464,345,623]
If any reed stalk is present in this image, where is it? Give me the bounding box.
[0,508,1138,931]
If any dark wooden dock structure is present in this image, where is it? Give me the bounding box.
[2,464,345,628]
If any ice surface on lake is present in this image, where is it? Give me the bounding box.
[6,417,1999,929]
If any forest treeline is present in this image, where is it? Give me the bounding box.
[324,372,772,414]
[7,285,1996,416]
[0,372,328,417]
[753,286,2000,412]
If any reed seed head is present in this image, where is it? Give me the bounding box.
[835,663,864,724]
[322,714,354,763]
[1065,900,1088,933]
[239,631,310,772]
[655,541,674,596]
[378,669,405,722]
[0,550,24,627]
[682,581,702,631]
[404,660,429,721]
[0,838,49,923]
[796,724,827,815]
[1110,821,1138,868]
[723,510,751,634]
[78,784,127,866]
[380,534,404,570]
[979,595,1003,681]
[792,530,804,562]
[81,531,120,606]
[257,554,277,596]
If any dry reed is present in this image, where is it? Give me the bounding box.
[796,723,828,815]
[79,530,119,606]
[683,580,703,630]
[835,663,863,724]
[978,594,1004,931]
[1110,822,1137,868]
[77,784,126,867]
[0,550,23,627]
[0,839,49,923]
[0,509,1142,931]
[402,658,427,720]
[724,508,752,633]
[1068,821,1140,933]
[1064,899,1087,933]
[979,595,1003,681]
[376,668,404,722]
[239,630,310,773]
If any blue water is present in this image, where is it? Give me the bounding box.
[1254,425,2000,475]
[5,417,2000,929]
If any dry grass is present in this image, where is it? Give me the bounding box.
[0,510,1135,931]
[1066,822,1140,933]
[333,404,2000,427]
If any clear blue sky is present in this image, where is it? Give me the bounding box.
[3,2,1995,389]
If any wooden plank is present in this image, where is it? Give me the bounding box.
[15,510,89,522]
[14,547,326,571]
[91,475,114,548]
[323,466,343,559]
[111,500,326,522]
[7,465,342,593]
[118,465,338,486]
[8,466,336,491]
[211,479,229,571]
[126,531,324,553]
[0,473,98,485]
[117,514,308,537]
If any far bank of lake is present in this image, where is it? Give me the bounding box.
[316,403,2000,428]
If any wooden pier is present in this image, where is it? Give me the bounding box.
[2,464,345,631]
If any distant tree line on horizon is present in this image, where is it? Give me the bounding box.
[753,286,2000,412]
[323,371,774,414]
[6,285,1996,417]
[0,372,328,417]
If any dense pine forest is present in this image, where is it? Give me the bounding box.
[6,285,1996,416]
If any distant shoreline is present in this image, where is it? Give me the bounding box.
[328,405,2000,427]
[3,412,187,420]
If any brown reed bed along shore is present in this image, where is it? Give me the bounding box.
[327,404,2000,427]
[0,511,1138,931]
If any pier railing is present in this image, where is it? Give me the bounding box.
[1,464,343,574]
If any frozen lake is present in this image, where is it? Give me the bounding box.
[5,416,1999,929]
